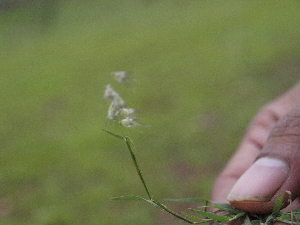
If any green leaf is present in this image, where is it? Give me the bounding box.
[230,212,245,221]
[110,196,146,201]
[189,209,230,222]
[276,211,300,225]
[265,214,275,224]
[277,212,291,220]
[111,196,165,210]
[165,198,208,204]
[181,211,204,221]
[102,129,125,140]
[243,215,252,225]
[210,201,242,214]
[151,199,196,224]
[275,219,294,225]
[249,220,261,225]
[145,199,165,210]
[273,193,284,214]
[124,136,152,200]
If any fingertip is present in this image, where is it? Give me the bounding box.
[226,157,289,213]
[229,199,275,214]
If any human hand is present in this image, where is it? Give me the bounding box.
[211,82,300,215]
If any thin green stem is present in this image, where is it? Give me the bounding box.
[104,130,197,224]
[124,136,196,223]
[125,136,152,200]
[152,199,197,224]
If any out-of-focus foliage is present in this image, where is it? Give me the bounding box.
[0,0,300,224]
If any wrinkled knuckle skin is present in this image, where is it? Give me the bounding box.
[261,108,300,161]
[272,114,300,138]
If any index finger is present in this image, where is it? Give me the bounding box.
[211,107,276,203]
[211,81,300,205]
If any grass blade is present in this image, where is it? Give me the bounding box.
[189,209,230,222]
[210,201,242,214]
[103,130,152,200]
[166,198,208,204]
[152,199,196,224]
[102,129,125,140]
[181,211,205,221]
[112,196,197,224]
[243,215,252,225]
[229,212,245,221]
[273,193,284,214]
[110,196,146,201]
[124,136,152,200]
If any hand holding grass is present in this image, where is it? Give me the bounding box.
[104,73,300,224]
[212,81,300,215]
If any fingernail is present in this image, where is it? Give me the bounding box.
[227,157,289,202]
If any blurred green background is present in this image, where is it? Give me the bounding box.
[1,0,300,224]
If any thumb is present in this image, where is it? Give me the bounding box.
[226,104,300,214]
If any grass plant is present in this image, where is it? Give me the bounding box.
[104,128,300,225]
[1,1,300,224]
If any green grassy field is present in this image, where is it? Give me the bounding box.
[1,0,300,224]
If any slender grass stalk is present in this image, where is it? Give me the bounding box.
[151,199,197,224]
[124,136,152,200]
[104,129,300,225]
[103,129,197,223]
[103,129,152,199]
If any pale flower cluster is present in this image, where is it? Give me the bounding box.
[110,71,135,84]
[104,72,149,128]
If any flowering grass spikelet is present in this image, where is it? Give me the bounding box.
[104,71,149,128]
[104,84,118,100]
[104,84,126,121]
[119,117,150,128]
[119,108,136,119]
[106,95,126,121]
[112,94,126,110]
[119,117,139,128]
[110,71,134,84]
[107,102,119,121]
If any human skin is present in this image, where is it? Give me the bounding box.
[211,81,300,215]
